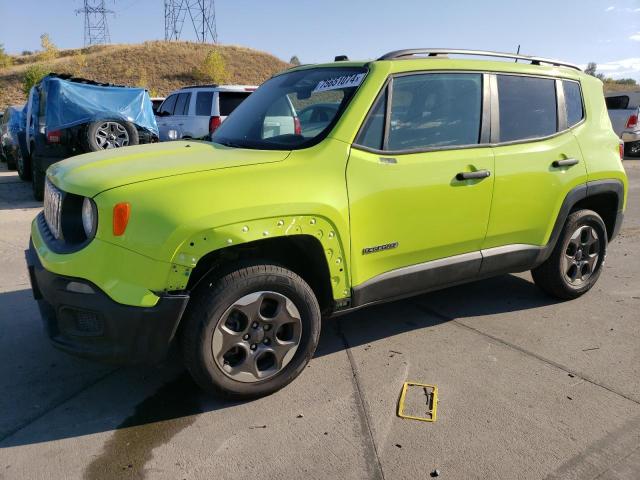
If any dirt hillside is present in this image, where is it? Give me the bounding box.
[0,41,292,109]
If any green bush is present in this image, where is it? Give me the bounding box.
[23,64,51,95]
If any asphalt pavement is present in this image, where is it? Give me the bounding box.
[0,160,638,480]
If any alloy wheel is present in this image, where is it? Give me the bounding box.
[562,225,600,286]
[95,122,130,149]
[211,291,303,383]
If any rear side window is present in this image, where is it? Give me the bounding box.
[195,91,214,116]
[158,94,177,116]
[497,75,557,142]
[563,80,584,127]
[219,92,251,116]
[605,95,630,110]
[387,73,482,151]
[174,92,191,115]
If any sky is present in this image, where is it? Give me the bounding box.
[1,0,639,80]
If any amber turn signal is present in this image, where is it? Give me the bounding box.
[113,202,131,236]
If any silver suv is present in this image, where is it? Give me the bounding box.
[605,90,640,156]
[156,85,257,141]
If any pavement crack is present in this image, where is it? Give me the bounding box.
[337,319,386,480]
[414,303,640,406]
[0,368,120,445]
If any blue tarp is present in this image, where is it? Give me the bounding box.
[7,105,25,134]
[38,76,158,135]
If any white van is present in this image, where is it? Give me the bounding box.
[156,85,257,141]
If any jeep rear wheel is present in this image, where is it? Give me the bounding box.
[181,263,321,399]
[531,209,607,299]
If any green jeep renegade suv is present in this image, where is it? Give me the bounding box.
[26,49,627,398]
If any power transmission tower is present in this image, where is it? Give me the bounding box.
[76,0,114,46]
[164,0,217,44]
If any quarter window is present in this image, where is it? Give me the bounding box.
[356,91,387,150]
[387,73,482,151]
[563,80,584,127]
[195,92,214,116]
[497,75,557,142]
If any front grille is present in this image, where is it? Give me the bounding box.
[44,179,63,240]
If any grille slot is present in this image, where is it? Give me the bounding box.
[44,180,63,240]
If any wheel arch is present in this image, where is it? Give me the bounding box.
[537,179,624,266]
[168,215,350,314]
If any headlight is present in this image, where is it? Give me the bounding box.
[81,197,98,239]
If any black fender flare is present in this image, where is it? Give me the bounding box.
[534,179,624,266]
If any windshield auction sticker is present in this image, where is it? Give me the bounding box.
[313,73,366,93]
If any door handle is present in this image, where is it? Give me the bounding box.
[456,170,491,181]
[552,158,579,168]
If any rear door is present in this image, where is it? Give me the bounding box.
[482,75,588,253]
[347,72,495,299]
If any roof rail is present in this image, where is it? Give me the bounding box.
[377,49,581,71]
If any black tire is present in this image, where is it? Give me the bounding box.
[6,149,17,170]
[82,120,139,152]
[16,147,31,181]
[624,141,640,158]
[32,155,45,201]
[181,263,321,399]
[531,209,607,300]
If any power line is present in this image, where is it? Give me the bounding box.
[164,0,217,43]
[76,0,115,46]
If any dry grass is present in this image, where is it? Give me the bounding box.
[0,41,291,109]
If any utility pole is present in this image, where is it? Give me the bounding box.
[164,0,217,43]
[76,0,114,46]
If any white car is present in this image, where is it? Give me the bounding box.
[156,85,257,141]
[605,91,640,157]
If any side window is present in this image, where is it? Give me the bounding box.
[158,94,177,116]
[498,75,557,142]
[563,80,584,127]
[174,92,191,116]
[387,73,482,151]
[196,91,214,116]
[356,91,387,150]
[605,95,629,110]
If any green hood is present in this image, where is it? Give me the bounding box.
[48,141,290,197]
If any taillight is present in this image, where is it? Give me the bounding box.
[619,141,624,160]
[626,114,638,129]
[294,116,302,135]
[209,116,222,134]
[46,130,61,143]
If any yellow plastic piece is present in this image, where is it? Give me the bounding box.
[397,381,438,422]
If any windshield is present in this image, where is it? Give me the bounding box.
[212,67,367,150]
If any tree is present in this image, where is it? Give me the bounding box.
[23,64,50,95]
[39,33,58,62]
[196,49,228,83]
[0,44,12,69]
[584,62,597,76]
[70,50,87,76]
[289,55,301,66]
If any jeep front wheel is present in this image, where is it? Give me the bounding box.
[531,209,607,299]
[181,264,321,399]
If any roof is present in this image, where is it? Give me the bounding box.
[176,84,258,91]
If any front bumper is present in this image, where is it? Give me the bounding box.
[26,240,189,364]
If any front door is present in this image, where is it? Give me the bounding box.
[347,72,495,304]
